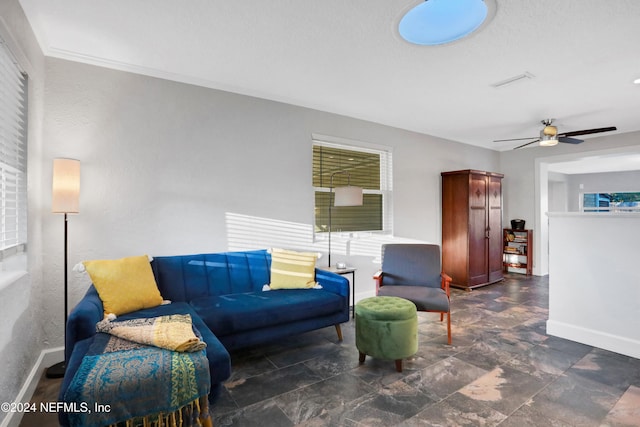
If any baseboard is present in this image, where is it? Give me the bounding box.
[546,320,640,359]
[0,347,64,427]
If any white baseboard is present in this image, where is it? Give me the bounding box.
[546,320,640,359]
[0,347,64,427]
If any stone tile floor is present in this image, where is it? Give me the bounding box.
[21,273,640,426]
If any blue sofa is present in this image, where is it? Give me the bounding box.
[60,249,350,417]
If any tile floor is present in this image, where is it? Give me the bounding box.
[21,273,640,426]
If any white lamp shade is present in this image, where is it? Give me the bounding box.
[334,186,363,207]
[52,158,80,213]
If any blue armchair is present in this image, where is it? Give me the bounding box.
[374,244,452,344]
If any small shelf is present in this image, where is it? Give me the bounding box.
[503,228,532,275]
[504,262,526,268]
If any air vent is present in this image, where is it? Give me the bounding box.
[490,72,535,88]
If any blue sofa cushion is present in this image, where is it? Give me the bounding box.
[190,289,344,337]
[151,251,271,301]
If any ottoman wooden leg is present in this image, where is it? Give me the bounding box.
[395,359,403,372]
[359,352,366,364]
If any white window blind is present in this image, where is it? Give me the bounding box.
[0,38,28,260]
[313,140,392,235]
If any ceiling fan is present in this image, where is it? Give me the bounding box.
[495,119,617,149]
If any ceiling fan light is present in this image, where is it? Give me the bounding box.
[539,134,559,147]
[398,0,491,46]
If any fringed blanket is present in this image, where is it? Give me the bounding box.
[96,314,207,353]
[64,316,212,427]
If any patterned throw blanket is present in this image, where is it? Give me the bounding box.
[96,314,207,353]
[64,315,212,427]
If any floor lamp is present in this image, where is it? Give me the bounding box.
[46,158,80,379]
[328,171,363,267]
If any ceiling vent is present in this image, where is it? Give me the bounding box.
[490,72,535,88]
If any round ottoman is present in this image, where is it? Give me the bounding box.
[355,296,418,372]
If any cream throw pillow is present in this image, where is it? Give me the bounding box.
[269,248,318,289]
[83,255,163,316]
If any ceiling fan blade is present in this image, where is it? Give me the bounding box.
[514,139,540,149]
[558,126,617,138]
[558,136,583,144]
[493,136,537,142]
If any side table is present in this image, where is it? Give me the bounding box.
[320,266,356,318]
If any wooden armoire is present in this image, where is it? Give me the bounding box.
[441,170,504,290]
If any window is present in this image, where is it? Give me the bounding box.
[312,139,392,235]
[582,192,640,213]
[0,38,28,264]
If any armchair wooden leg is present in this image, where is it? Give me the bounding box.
[359,352,366,364]
[446,311,452,345]
[395,359,403,372]
[335,324,343,341]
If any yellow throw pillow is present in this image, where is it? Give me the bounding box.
[269,248,318,289]
[83,255,163,316]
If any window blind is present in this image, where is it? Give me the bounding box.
[0,38,28,257]
[312,142,392,234]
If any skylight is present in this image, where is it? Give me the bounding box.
[399,0,493,46]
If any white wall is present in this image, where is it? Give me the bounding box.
[41,57,500,349]
[547,213,640,358]
[0,1,46,425]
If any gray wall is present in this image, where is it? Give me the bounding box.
[548,172,569,212]
[41,57,500,352]
[567,170,640,211]
[545,169,640,213]
[0,1,46,423]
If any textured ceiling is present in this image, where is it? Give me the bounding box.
[17,0,640,151]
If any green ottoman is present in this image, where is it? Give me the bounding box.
[355,296,418,372]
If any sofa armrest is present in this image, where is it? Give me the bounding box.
[314,268,349,299]
[65,285,104,363]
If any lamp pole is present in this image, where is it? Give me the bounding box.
[46,158,80,379]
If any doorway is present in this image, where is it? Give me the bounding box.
[534,145,640,275]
